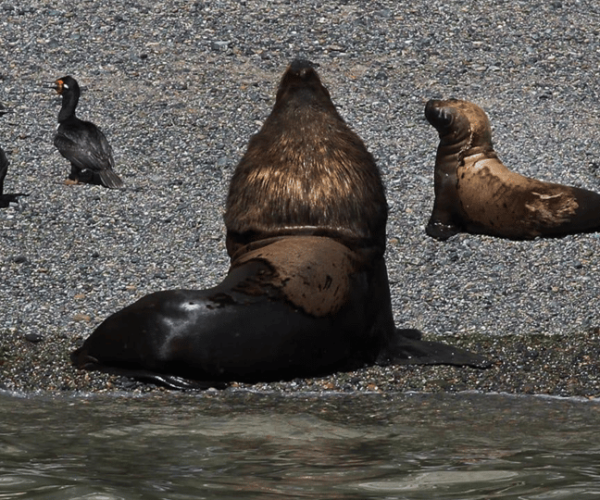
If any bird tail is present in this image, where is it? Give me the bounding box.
[99,170,124,189]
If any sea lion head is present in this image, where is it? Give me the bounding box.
[272,59,338,116]
[425,99,493,152]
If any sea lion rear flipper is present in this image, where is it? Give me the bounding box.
[425,220,460,241]
[378,329,491,369]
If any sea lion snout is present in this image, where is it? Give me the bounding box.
[426,98,493,146]
[287,58,318,76]
[276,58,326,101]
[425,100,454,131]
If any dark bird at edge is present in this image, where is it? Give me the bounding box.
[0,104,26,207]
[52,76,124,189]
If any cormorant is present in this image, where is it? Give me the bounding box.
[53,76,124,189]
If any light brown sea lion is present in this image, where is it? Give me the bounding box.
[71,62,488,390]
[424,98,600,240]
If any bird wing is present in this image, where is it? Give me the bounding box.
[54,123,115,173]
[0,148,8,194]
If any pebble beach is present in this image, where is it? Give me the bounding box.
[1,0,600,397]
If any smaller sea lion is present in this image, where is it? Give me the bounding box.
[53,76,124,189]
[424,98,600,240]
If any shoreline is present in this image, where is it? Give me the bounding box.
[2,328,599,398]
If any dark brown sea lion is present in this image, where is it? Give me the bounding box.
[71,61,488,390]
[424,98,600,240]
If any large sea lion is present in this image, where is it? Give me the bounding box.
[71,61,488,390]
[424,98,600,240]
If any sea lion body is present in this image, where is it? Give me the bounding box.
[72,63,488,389]
[73,237,397,387]
[73,235,486,389]
[425,98,600,240]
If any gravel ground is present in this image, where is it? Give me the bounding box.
[1,0,600,397]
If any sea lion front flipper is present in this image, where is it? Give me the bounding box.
[136,374,228,391]
[71,350,228,390]
[425,220,461,241]
[378,329,491,369]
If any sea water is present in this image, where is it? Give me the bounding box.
[1,390,599,499]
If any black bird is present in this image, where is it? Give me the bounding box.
[0,104,26,207]
[53,76,124,189]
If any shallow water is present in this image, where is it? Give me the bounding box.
[1,390,600,499]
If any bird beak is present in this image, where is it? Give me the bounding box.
[48,80,63,94]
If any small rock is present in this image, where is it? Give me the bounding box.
[211,40,229,51]
[73,314,91,322]
[25,333,44,343]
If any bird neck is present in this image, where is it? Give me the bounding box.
[58,92,79,123]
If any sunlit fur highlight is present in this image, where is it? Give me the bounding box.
[224,60,388,256]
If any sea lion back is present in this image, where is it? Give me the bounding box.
[225,60,388,256]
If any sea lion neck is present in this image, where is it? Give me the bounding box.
[225,61,389,259]
[426,99,495,158]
